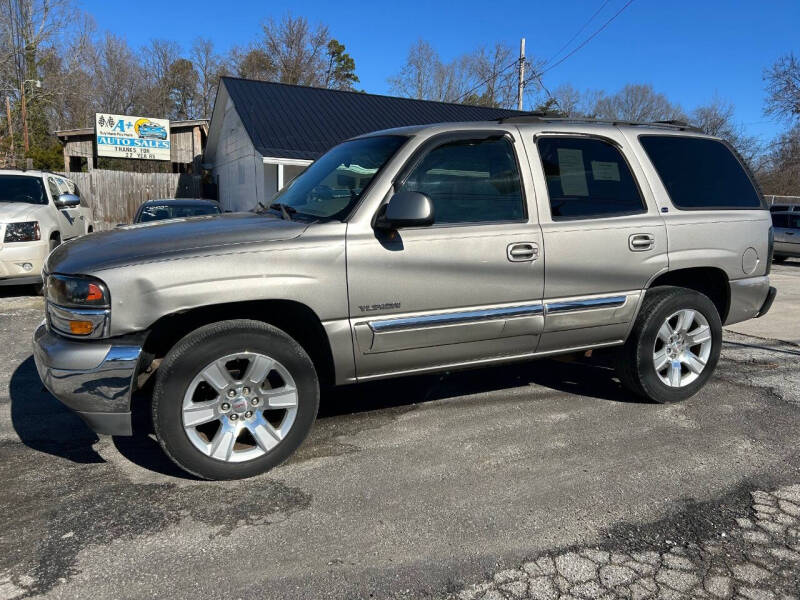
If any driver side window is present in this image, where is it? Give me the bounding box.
[400,136,525,225]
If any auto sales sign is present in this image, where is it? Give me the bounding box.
[95,113,171,161]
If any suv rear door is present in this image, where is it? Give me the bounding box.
[346,130,545,379]
[523,129,668,353]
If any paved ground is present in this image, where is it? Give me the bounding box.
[0,264,799,600]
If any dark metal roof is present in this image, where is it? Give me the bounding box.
[221,77,526,160]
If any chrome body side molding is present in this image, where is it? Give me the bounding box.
[368,303,544,333]
[545,295,627,314]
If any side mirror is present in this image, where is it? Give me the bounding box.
[55,193,80,208]
[376,191,434,230]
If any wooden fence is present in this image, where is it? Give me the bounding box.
[56,170,203,229]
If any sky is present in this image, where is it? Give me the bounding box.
[80,0,799,143]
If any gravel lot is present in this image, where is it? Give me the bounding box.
[1,262,799,600]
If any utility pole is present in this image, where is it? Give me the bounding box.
[20,84,28,153]
[5,96,13,149]
[518,38,526,111]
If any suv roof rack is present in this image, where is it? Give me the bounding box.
[498,113,704,133]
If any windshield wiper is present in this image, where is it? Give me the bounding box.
[269,202,296,221]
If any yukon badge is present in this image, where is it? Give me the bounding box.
[359,302,401,312]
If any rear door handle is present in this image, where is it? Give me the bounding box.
[507,242,539,262]
[629,233,655,252]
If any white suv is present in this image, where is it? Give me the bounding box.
[0,169,94,289]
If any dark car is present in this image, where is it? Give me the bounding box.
[133,199,222,223]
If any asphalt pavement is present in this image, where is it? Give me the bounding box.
[1,262,799,600]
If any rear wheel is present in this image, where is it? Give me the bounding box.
[152,319,319,480]
[616,286,722,403]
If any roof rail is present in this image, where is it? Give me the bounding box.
[498,113,704,133]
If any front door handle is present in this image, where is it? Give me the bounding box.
[507,242,539,262]
[629,233,655,252]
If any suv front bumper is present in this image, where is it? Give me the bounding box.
[32,323,143,435]
[0,238,48,286]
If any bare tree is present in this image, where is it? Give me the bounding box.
[390,39,539,108]
[140,38,181,117]
[691,95,761,167]
[764,53,800,123]
[192,37,226,118]
[758,125,800,194]
[89,33,144,116]
[388,39,440,100]
[0,0,71,156]
[593,83,684,123]
[227,14,357,90]
[261,14,328,86]
[230,45,275,81]
[534,83,602,117]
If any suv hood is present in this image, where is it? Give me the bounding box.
[47,212,308,274]
[0,202,45,222]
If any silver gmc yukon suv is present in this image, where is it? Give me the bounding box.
[33,116,777,480]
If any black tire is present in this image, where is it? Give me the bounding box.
[616,286,722,403]
[152,319,319,480]
[773,255,787,264]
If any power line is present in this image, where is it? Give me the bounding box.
[538,0,638,77]
[541,0,613,69]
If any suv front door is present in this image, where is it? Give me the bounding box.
[347,131,545,380]
[524,131,668,353]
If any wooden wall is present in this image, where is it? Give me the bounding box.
[57,170,203,229]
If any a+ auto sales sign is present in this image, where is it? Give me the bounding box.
[95,113,171,161]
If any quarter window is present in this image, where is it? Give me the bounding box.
[639,135,762,210]
[400,137,525,224]
[537,137,645,220]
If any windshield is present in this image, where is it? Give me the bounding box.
[0,175,47,204]
[138,204,221,222]
[270,135,407,220]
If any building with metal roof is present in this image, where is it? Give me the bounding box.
[204,77,525,211]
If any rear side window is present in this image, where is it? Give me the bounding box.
[537,137,645,220]
[639,136,762,210]
[773,213,800,229]
[401,137,525,224]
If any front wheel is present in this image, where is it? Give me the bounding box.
[616,286,722,403]
[152,319,319,480]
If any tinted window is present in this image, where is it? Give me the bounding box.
[639,136,762,210]
[537,137,645,219]
[770,205,789,213]
[0,175,47,204]
[401,137,524,224]
[774,213,800,229]
[772,214,789,228]
[137,204,221,222]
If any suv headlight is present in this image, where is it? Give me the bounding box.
[4,221,40,242]
[45,274,111,337]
